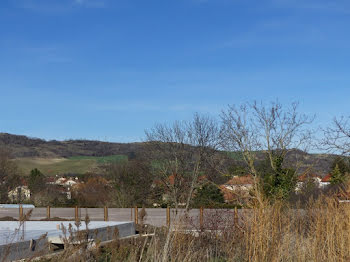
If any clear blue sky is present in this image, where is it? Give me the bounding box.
[1,0,350,142]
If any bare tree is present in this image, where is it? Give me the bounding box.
[0,147,19,202]
[107,160,154,207]
[220,101,314,202]
[322,116,350,156]
[145,113,220,211]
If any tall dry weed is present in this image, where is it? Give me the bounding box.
[33,193,350,262]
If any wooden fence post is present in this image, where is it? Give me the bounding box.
[134,207,138,225]
[75,206,79,221]
[19,204,23,221]
[200,207,204,230]
[104,206,108,221]
[47,206,51,220]
[166,207,171,228]
[130,208,133,221]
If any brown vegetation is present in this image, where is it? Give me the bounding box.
[73,177,112,207]
[35,190,350,262]
[0,132,341,176]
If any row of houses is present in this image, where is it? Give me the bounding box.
[219,173,334,203]
[295,174,331,191]
[221,173,332,191]
[8,176,81,203]
[153,172,336,206]
[6,172,340,205]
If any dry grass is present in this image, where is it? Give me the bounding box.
[99,196,349,262]
[241,198,349,262]
[7,193,350,262]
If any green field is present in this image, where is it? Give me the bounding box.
[68,155,128,164]
[15,155,127,176]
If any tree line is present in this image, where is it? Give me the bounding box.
[1,100,350,208]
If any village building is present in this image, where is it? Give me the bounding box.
[55,186,72,200]
[8,186,31,203]
[222,175,254,191]
[295,173,332,192]
[44,176,80,200]
[320,174,331,188]
[54,177,79,187]
[220,175,254,203]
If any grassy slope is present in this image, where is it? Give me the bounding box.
[15,155,127,176]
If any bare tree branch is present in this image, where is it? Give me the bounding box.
[322,116,350,155]
[220,101,315,203]
[145,113,221,211]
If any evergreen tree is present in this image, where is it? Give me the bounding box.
[259,155,297,200]
[192,182,224,207]
[331,157,350,175]
[0,148,20,203]
[28,168,45,194]
[330,164,345,185]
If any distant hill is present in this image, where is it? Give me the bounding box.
[0,133,143,158]
[0,133,338,176]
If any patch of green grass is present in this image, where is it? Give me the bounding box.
[68,155,128,164]
[15,158,96,176]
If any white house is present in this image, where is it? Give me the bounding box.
[55,177,79,187]
[8,186,31,203]
[295,174,331,192]
[320,174,331,188]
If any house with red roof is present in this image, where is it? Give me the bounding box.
[295,173,332,192]
[220,175,254,203]
[222,175,254,191]
[320,174,332,188]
